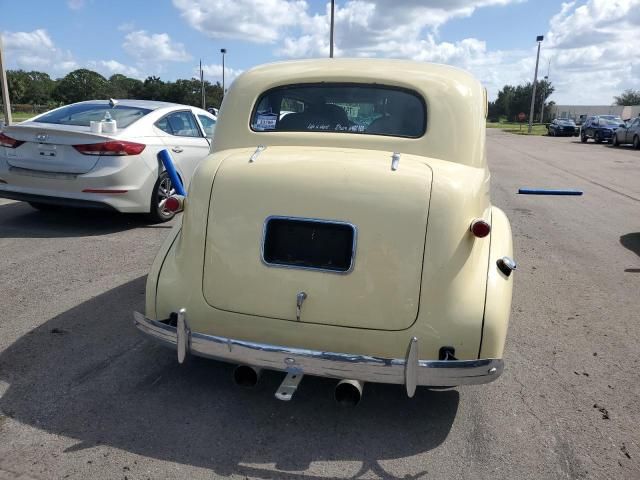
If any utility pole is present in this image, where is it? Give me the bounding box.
[329,0,335,58]
[200,59,205,109]
[0,34,12,127]
[528,35,543,134]
[220,48,226,100]
[540,75,548,123]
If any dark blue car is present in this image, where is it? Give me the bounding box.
[581,115,624,143]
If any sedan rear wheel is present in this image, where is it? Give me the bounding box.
[612,134,619,147]
[148,172,177,223]
[581,132,588,143]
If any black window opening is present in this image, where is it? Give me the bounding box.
[262,217,356,273]
[250,83,426,138]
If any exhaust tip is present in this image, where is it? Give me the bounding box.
[334,379,363,407]
[233,365,261,387]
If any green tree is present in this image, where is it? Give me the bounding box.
[614,89,640,106]
[205,81,223,109]
[108,74,143,99]
[25,71,55,105]
[491,80,554,122]
[53,69,108,103]
[6,70,30,104]
[140,76,166,100]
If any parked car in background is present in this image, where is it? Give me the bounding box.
[548,118,578,137]
[612,117,640,149]
[0,100,216,221]
[580,115,623,144]
[134,59,516,404]
[576,114,588,126]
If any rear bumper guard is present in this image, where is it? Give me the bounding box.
[133,309,503,397]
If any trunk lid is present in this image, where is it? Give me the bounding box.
[202,147,432,331]
[2,123,116,174]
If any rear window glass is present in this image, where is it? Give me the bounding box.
[35,104,151,128]
[251,83,426,138]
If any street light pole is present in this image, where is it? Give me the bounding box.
[0,34,12,127]
[220,48,226,100]
[528,35,543,134]
[200,59,205,109]
[329,0,335,58]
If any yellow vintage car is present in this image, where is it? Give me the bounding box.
[134,58,516,405]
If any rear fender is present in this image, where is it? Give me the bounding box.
[479,206,514,359]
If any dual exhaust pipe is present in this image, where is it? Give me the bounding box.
[232,365,363,406]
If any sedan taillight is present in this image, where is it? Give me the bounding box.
[0,133,25,148]
[73,140,146,156]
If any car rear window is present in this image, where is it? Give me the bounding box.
[250,83,426,138]
[35,103,152,128]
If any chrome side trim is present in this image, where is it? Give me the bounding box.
[260,215,358,275]
[133,312,504,390]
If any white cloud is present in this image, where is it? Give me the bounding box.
[87,60,140,78]
[201,63,243,86]
[540,0,640,103]
[1,29,77,73]
[172,0,309,43]
[123,30,192,62]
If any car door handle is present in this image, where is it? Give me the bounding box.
[172,147,183,153]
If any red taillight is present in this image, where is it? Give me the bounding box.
[73,140,146,156]
[0,133,25,148]
[470,219,491,238]
[164,195,184,213]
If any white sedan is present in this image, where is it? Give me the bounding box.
[0,99,217,221]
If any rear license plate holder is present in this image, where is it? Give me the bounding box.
[261,216,356,273]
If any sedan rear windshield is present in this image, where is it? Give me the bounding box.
[251,83,426,138]
[35,104,152,129]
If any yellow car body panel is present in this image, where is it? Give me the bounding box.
[141,58,514,385]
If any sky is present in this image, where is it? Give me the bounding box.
[1,0,639,105]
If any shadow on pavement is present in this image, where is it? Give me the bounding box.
[0,202,173,239]
[0,277,458,479]
[620,233,640,273]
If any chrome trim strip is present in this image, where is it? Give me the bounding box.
[259,215,358,275]
[133,312,504,389]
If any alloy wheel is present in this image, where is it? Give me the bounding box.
[157,175,176,217]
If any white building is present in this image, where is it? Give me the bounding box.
[551,105,640,121]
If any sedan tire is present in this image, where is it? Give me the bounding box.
[148,172,177,223]
[28,202,61,212]
[612,134,619,147]
[581,133,588,143]
[594,132,602,143]
[634,135,640,150]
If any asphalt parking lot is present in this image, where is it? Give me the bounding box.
[0,129,639,480]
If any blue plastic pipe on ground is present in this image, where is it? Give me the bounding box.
[158,149,187,197]
[518,188,583,196]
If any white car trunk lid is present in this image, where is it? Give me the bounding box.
[202,147,432,331]
[2,124,113,174]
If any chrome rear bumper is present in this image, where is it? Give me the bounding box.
[133,310,503,396]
